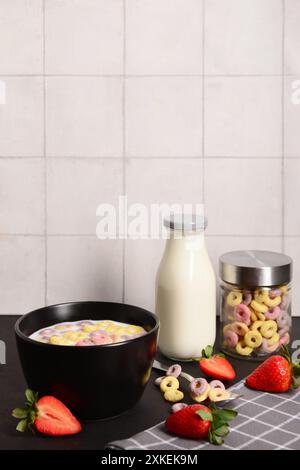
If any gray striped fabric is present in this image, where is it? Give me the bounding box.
[108,381,300,450]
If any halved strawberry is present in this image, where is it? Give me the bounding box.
[246,346,300,393]
[12,389,82,436]
[165,403,237,445]
[197,345,236,381]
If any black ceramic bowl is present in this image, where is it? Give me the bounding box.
[15,301,159,420]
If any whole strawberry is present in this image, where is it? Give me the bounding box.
[246,346,300,393]
[165,403,237,445]
[12,389,82,436]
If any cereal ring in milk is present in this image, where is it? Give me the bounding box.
[231,322,249,336]
[164,389,184,403]
[260,320,277,339]
[234,304,251,325]
[236,341,253,356]
[227,291,243,307]
[265,306,281,321]
[160,376,180,393]
[250,300,268,314]
[244,331,263,349]
[224,330,239,348]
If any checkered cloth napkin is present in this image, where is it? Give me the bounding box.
[108,381,300,450]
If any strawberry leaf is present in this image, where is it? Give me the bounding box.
[12,408,28,419]
[208,429,223,445]
[25,389,35,405]
[204,345,213,358]
[16,419,28,433]
[195,410,213,422]
[214,424,229,437]
[216,409,238,422]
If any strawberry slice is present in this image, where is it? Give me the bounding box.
[165,403,237,445]
[245,346,300,393]
[197,345,236,381]
[12,389,82,436]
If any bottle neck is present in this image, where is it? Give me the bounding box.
[166,229,206,250]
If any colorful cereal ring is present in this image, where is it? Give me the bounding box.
[250,300,268,313]
[244,330,263,348]
[265,306,281,320]
[279,333,290,346]
[234,304,251,325]
[260,320,278,339]
[227,291,243,307]
[172,403,188,413]
[231,322,249,336]
[224,330,239,348]
[236,341,253,356]
[276,310,289,329]
[189,378,209,397]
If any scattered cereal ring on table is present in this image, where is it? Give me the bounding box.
[279,332,290,346]
[227,291,243,307]
[265,306,281,320]
[164,389,184,403]
[234,304,251,325]
[260,320,277,339]
[262,292,281,308]
[160,376,180,393]
[189,378,209,397]
[244,330,263,348]
[250,320,264,331]
[268,332,280,346]
[236,341,253,356]
[208,389,231,402]
[231,321,249,336]
[166,364,182,378]
[250,300,268,313]
[224,329,239,348]
[172,403,188,413]
[209,380,225,390]
[191,386,210,403]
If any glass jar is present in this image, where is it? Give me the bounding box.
[156,214,216,361]
[219,250,292,360]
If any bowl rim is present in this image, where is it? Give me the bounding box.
[15,301,159,350]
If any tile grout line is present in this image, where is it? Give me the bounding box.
[202,0,205,205]
[122,0,126,304]
[3,155,300,160]
[282,0,286,253]
[0,73,293,78]
[43,0,47,307]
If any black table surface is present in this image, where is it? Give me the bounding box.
[0,315,299,450]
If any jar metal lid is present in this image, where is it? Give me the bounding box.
[219,250,292,287]
[164,214,207,232]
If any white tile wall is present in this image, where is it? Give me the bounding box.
[0,159,44,234]
[205,0,282,75]
[125,77,202,157]
[0,1,299,316]
[46,77,123,157]
[0,236,45,314]
[0,0,43,74]
[45,0,123,75]
[47,237,123,304]
[126,0,203,75]
[205,77,282,157]
[47,159,122,234]
[0,77,43,156]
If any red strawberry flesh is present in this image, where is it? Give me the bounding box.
[35,396,82,436]
[246,355,292,393]
[199,356,236,381]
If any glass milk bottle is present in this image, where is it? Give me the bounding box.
[155,214,216,360]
